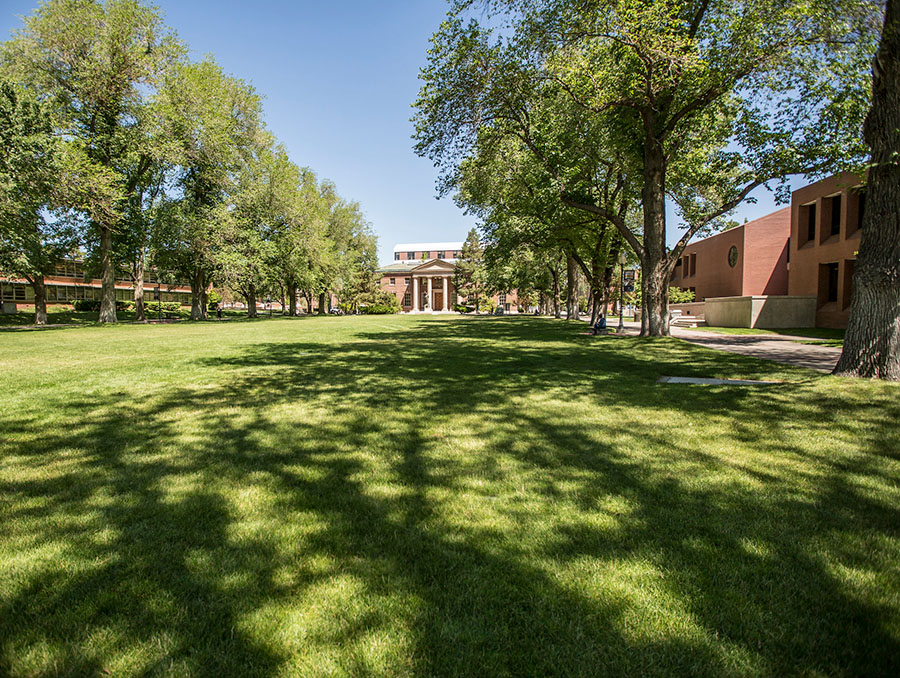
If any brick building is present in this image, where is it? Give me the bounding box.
[379,242,519,313]
[787,172,865,328]
[671,208,791,300]
[1,258,193,308]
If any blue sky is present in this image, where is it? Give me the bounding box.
[1,0,789,263]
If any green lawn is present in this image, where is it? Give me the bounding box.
[694,326,846,346]
[1,316,898,677]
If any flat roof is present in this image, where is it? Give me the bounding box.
[392,242,464,251]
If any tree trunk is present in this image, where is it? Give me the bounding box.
[318,292,327,315]
[289,284,298,316]
[98,224,117,323]
[247,283,258,318]
[31,276,47,325]
[134,248,146,322]
[640,271,649,336]
[565,255,576,320]
[190,270,206,321]
[304,292,313,314]
[550,266,561,318]
[641,131,670,336]
[834,0,900,379]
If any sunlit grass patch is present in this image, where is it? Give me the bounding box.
[0,315,898,676]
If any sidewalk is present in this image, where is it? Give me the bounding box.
[670,326,841,372]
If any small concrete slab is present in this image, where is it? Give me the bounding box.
[658,376,782,385]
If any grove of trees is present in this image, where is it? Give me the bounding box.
[0,0,378,325]
[413,0,882,336]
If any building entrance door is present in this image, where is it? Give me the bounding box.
[433,291,443,311]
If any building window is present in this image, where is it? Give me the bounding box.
[394,252,400,260]
[827,194,842,238]
[404,277,410,284]
[690,253,697,276]
[819,262,839,305]
[728,245,739,268]
[498,293,506,305]
[408,252,415,259]
[389,277,396,285]
[437,251,445,259]
[403,292,411,307]
[800,202,817,246]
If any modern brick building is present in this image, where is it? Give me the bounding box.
[379,241,519,313]
[787,172,865,328]
[671,208,791,300]
[1,258,193,308]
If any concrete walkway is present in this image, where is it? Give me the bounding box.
[607,321,842,372]
[670,327,842,373]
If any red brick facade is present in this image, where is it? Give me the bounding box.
[787,172,864,328]
[671,208,791,300]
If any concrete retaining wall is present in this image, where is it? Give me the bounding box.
[704,295,817,328]
[669,302,706,318]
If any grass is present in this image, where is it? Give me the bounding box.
[695,326,846,346]
[1,315,898,677]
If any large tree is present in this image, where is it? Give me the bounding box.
[835,0,900,380]
[415,0,879,335]
[454,228,488,311]
[0,82,72,325]
[2,0,182,323]
[153,58,263,320]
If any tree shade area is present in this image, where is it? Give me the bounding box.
[1,316,898,676]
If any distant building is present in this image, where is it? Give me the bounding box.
[671,208,791,300]
[379,241,519,313]
[787,172,864,329]
[0,258,193,308]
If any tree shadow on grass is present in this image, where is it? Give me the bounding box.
[2,317,899,676]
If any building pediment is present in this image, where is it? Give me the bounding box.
[411,259,455,274]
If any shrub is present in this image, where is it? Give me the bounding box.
[362,304,399,315]
[143,301,183,316]
[455,304,474,313]
[73,299,100,311]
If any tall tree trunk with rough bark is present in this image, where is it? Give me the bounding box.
[289,284,298,316]
[99,224,117,323]
[642,138,670,336]
[133,248,146,322]
[318,292,327,315]
[247,283,258,318]
[550,266,561,318]
[566,255,576,320]
[190,270,206,321]
[835,0,900,380]
[30,275,47,325]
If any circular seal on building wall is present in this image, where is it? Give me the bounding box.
[728,245,739,268]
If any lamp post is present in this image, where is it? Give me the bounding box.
[618,251,627,332]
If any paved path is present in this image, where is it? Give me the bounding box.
[606,321,841,372]
[670,327,842,372]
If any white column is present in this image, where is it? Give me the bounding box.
[412,277,419,312]
[426,276,433,310]
[442,276,449,311]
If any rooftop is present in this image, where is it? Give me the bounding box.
[392,242,464,252]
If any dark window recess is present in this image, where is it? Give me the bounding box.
[826,262,839,303]
[807,203,817,243]
[830,195,841,236]
[690,253,697,276]
[786,237,790,263]
[394,252,400,260]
